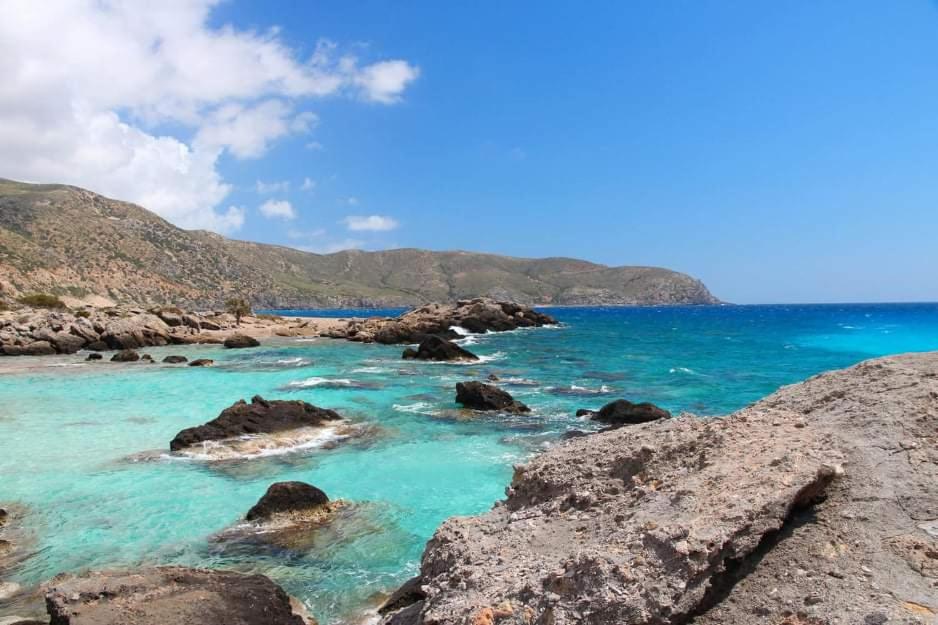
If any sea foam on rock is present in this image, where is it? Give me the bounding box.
[170,395,342,452]
[380,352,938,625]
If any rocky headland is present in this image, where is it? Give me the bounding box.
[321,299,557,344]
[379,351,938,625]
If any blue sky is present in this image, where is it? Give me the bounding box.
[2,1,937,303]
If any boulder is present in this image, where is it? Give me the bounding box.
[200,319,222,331]
[163,355,188,364]
[402,336,479,362]
[23,341,55,356]
[141,354,154,363]
[43,567,312,625]
[224,334,260,349]
[100,314,171,350]
[181,314,201,330]
[170,395,342,451]
[85,353,103,361]
[188,358,214,367]
[246,482,330,522]
[110,349,140,362]
[583,399,671,427]
[455,381,530,414]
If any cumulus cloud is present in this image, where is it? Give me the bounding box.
[0,0,418,233]
[259,199,296,220]
[343,215,399,232]
[301,177,316,191]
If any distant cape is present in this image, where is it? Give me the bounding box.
[0,178,720,309]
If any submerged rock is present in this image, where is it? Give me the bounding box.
[110,349,139,362]
[170,395,342,451]
[380,352,938,625]
[246,481,330,522]
[223,334,260,349]
[455,381,530,413]
[43,567,313,625]
[187,358,213,367]
[162,355,188,363]
[402,336,478,362]
[580,398,671,427]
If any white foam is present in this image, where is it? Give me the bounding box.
[392,401,437,415]
[287,376,354,388]
[168,425,352,461]
[351,366,387,373]
[275,357,311,366]
[449,325,472,336]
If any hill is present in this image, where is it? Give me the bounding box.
[0,179,720,308]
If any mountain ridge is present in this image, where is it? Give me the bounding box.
[0,178,720,308]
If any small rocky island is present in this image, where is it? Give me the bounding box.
[170,396,343,454]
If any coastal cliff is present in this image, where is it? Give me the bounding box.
[379,352,938,624]
[0,179,719,309]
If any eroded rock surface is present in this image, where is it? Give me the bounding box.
[246,482,330,522]
[381,352,938,625]
[42,567,313,625]
[170,395,341,451]
[455,382,530,414]
[402,336,479,362]
[223,334,260,349]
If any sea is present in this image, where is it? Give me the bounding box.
[1,303,937,622]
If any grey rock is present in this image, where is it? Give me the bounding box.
[455,381,530,413]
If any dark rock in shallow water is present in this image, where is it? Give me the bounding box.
[402,336,478,362]
[586,398,670,427]
[224,334,260,349]
[170,395,341,451]
[188,358,213,367]
[455,381,530,414]
[110,349,140,362]
[140,354,154,363]
[246,481,330,522]
[43,567,312,625]
[85,353,103,361]
[163,355,188,363]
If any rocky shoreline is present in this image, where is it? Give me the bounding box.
[378,352,938,625]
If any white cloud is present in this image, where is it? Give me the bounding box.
[298,238,365,254]
[301,177,316,191]
[256,179,291,194]
[0,0,418,233]
[343,215,399,232]
[354,60,421,104]
[259,199,296,220]
[346,196,360,206]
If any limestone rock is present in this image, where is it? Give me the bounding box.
[223,334,260,349]
[402,336,478,361]
[455,381,530,414]
[246,482,330,522]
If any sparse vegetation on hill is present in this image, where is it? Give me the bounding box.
[0,178,720,308]
[17,293,67,309]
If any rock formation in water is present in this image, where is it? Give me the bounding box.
[326,299,557,345]
[577,398,671,427]
[223,334,260,349]
[246,482,331,522]
[380,351,938,625]
[169,395,342,451]
[42,567,314,625]
[402,336,479,362]
[455,381,531,414]
[162,355,188,363]
[188,358,213,367]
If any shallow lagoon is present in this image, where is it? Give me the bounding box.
[2,304,937,623]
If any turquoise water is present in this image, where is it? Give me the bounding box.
[1,304,937,622]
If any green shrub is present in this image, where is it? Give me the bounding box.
[17,293,67,309]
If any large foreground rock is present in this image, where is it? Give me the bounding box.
[381,352,938,625]
[170,395,342,451]
[224,334,260,348]
[455,381,530,414]
[324,299,556,344]
[402,336,479,362]
[43,567,313,625]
